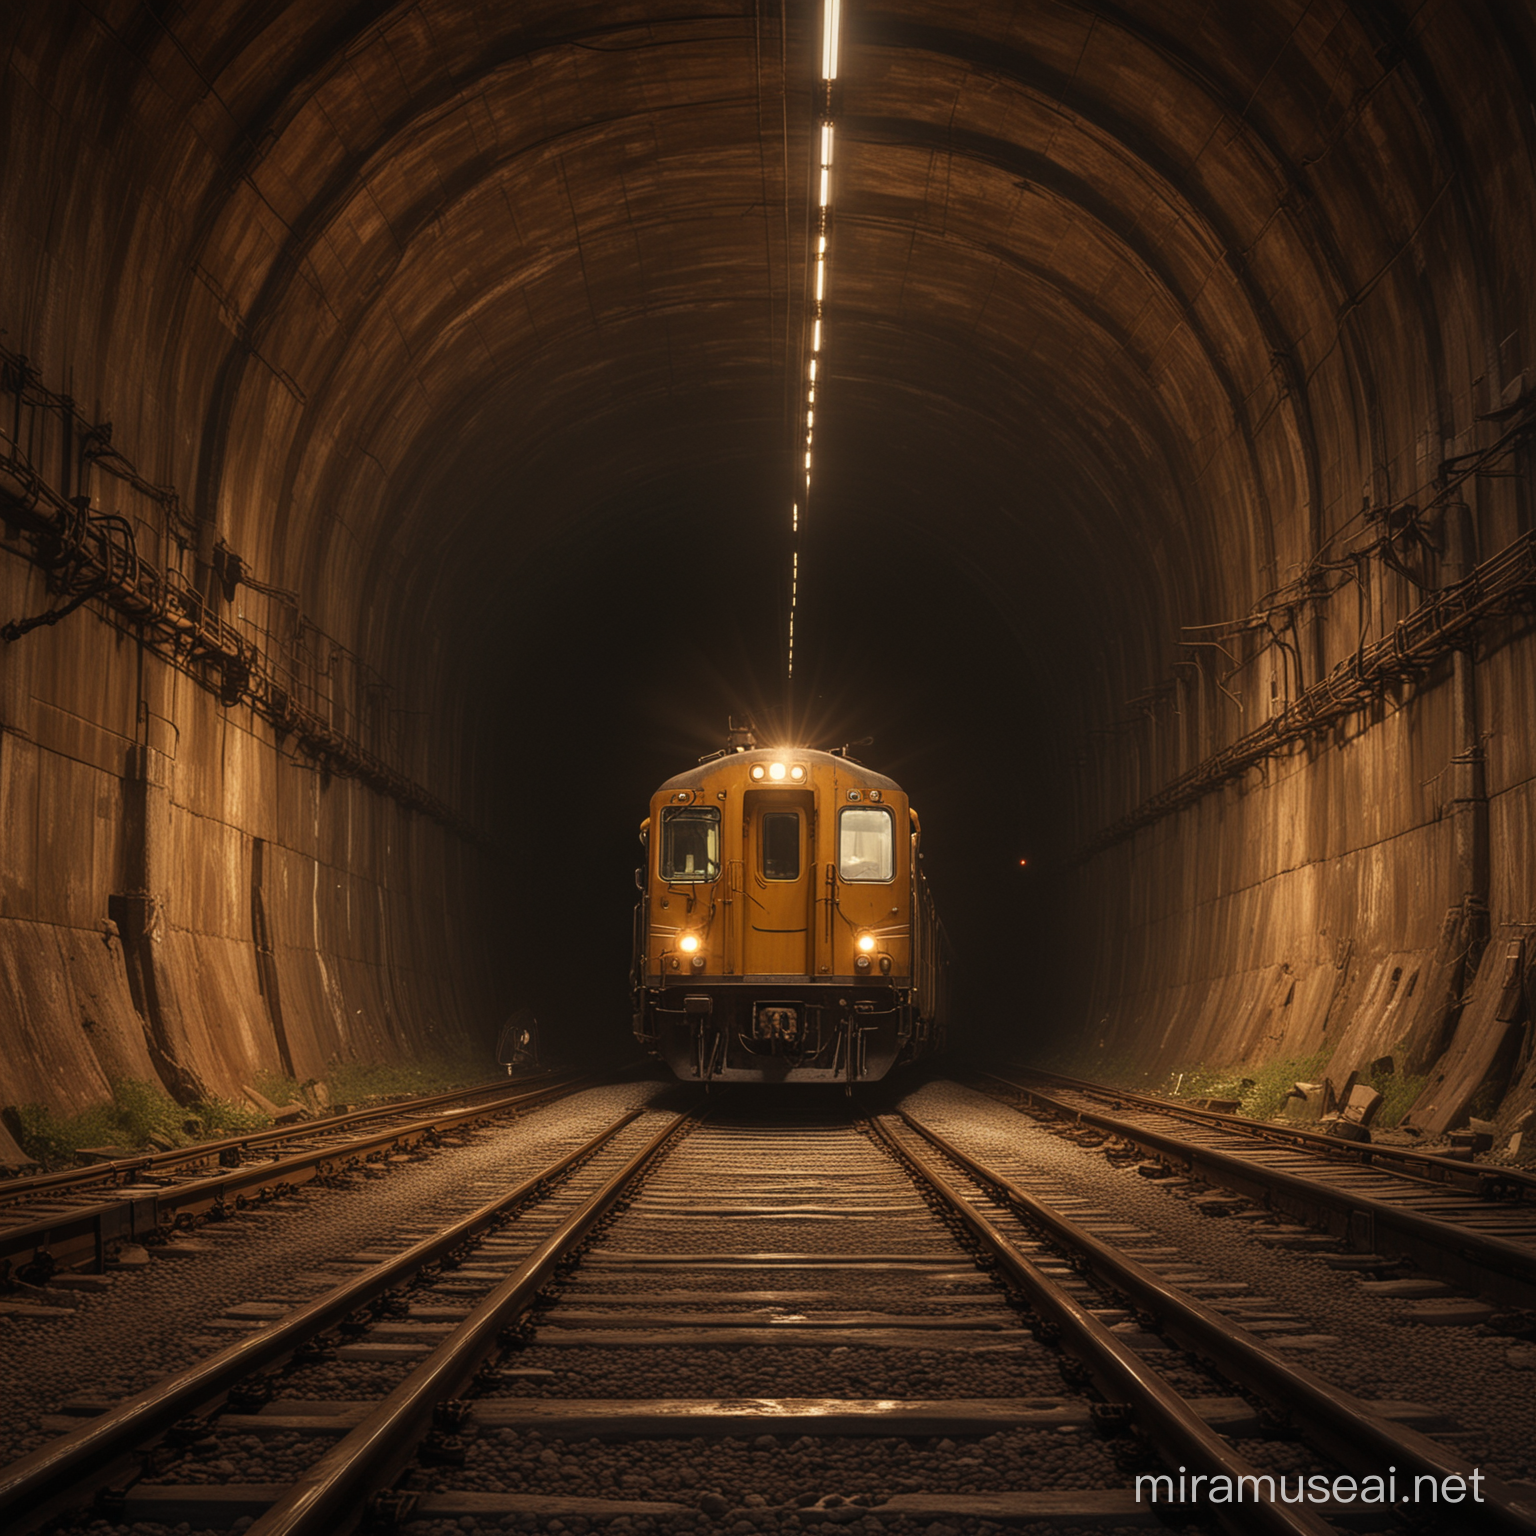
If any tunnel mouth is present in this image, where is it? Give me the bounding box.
[0,1,1533,1152]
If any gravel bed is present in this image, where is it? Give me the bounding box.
[39,1089,1195,1536]
[264,1354,421,1398]
[901,1079,1536,1483]
[428,1426,1126,1500]
[142,1427,331,1484]
[0,1082,666,1460]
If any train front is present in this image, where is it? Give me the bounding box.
[631,746,932,1083]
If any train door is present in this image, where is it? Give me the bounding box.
[742,792,813,976]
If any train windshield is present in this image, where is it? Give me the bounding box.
[660,806,721,882]
[762,811,800,880]
[838,806,894,882]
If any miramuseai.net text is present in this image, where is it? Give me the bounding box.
[1135,1468,1487,1508]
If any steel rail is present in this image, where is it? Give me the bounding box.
[865,1115,1332,1536]
[895,1108,1536,1536]
[0,1107,646,1525]
[0,1070,594,1201]
[986,1066,1536,1196]
[974,1072,1536,1306]
[0,1073,606,1274]
[247,1109,694,1536]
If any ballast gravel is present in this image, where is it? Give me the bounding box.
[25,1077,1404,1536]
[424,1426,1126,1499]
[0,1081,667,1461]
[898,1078,1536,1484]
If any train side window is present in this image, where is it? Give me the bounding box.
[761,811,800,880]
[838,806,894,882]
[660,807,720,882]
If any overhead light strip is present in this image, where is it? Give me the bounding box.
[790,0,841,682]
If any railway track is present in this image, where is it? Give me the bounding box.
[0,1069,606,1283]
[3,1082,1532,1534]
[971,1067,1536,1311]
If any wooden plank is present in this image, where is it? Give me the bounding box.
[219,1398,1098,1437]
[466,1396,1264,1438]
[531,1327,1028,1349]
[537,1310,1018,1330]
[626,1198,921,1210]
[555,1290,844,1303]
[583,1252,961,1264]
[124,1487,287,1521]
[873,1492,1157,1524]
[411,1490,1155,1525]
[575,1262,974,1273]
[122,1487,692,1521]
[333,1341,431,1359]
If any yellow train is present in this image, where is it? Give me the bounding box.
[631,726,950,1084]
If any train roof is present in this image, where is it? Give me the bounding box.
[656,746,903,795]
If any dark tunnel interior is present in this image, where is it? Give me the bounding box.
[494,493,1046,1045]
[3,0,1536,1147]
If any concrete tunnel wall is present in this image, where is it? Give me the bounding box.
[1,2,1535,1139]
[1048,8,1536,1137]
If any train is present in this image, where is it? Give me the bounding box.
[631,723,950,1084]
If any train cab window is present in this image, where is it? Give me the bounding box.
[660,806,720,882]
[838,806,894,882]
[761,811,800,880]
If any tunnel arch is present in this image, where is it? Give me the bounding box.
[0,0,1533,1142]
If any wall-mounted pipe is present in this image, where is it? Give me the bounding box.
[1079,519,1536,860]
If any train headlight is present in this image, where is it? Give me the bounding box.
[855,955,872,973]
[690,953,706,971]
[789,764,805,781]
[769,762,787,780]
[856,933,876,953]
[679,934,700,954]
[750,765,766,780]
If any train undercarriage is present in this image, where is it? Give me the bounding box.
[635,981,935,1085]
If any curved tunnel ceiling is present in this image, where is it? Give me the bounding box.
[9,0,1532,827]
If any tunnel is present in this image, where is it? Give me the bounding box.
[2,1,1535,1156]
